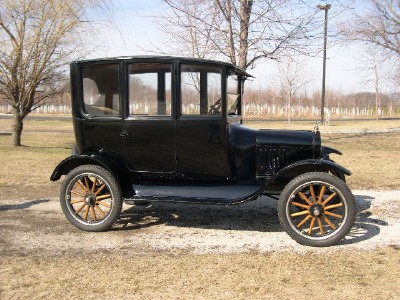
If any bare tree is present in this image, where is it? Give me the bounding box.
[158,0,322,70]
[345,0,400,55]
[276,54,311,123]
[0,0,110,146]
[354,45,392,120]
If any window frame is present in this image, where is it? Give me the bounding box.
[178,63,226,119]
[124,60,175,121]
[79,62,122,120]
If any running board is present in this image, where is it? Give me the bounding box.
[124,183,263,205]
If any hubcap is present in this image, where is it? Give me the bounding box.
[84,193,97,206]
[310,204,324,218]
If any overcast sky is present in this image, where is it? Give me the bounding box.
[92,0,391,94]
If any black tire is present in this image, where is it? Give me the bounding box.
[60,165,122,232]
[278,172,356,247]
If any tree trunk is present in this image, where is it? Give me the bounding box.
[12,109,24,147]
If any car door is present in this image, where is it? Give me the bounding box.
[77,62,124,160]
[122,61,177,173]
[176,63,231,179]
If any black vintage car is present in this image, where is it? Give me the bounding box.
[51,56,356,247]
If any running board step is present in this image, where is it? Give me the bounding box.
[124,183,263,205]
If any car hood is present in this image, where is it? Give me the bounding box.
[256,129,321,158]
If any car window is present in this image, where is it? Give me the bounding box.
[128,63,172,116]
[227,73,240,115]
[181,65,222,116]
[82,64,119,116]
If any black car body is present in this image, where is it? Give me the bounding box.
[51,56,356,247]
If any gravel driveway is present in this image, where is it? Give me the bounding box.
[0,190,399,256]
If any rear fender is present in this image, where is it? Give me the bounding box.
[50,154,133,197]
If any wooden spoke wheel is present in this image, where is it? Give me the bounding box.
[278,172,356,247]
[60,165,122,232]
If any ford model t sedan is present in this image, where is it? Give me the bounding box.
[51,56,356,247]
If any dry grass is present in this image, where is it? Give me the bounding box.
[244,119,400,131]
[0,118,399,200]
[323,133,400,190]
[0,116,73,133]
[245,119,400,190]
[0,118,399,300]
[1,246,399,300]
[0,119,73,200]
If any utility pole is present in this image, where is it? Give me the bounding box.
[317,4,331,125]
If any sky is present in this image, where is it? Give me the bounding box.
[92,0,389,94]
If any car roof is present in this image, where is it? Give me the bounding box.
[72,55,253,78]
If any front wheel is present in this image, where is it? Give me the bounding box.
[60,165,122,232]
[278,172,356,247]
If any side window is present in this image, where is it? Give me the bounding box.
[227,73,240,115]
[181,65,222,116]
[128,63,172,116]
[82,64,119,116]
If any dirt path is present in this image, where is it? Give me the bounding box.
[1,190,399,256]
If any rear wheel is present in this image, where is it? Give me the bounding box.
[60,165,122,232]
[278,172,356,247]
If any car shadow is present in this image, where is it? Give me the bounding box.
[339,194,387,245]
[113,194,387,246]
[0,199,51,211]
[112,197,282,233]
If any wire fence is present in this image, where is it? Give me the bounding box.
[0,103,398,119]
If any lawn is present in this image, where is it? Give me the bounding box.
[0,117,399,200]
[0,117,399,300]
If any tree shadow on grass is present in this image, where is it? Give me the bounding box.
[0,199,51,211]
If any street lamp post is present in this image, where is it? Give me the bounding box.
[317,4,331,125]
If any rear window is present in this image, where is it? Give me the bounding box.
[82,64,119,116]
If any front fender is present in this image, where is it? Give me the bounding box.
[264,159,351,190]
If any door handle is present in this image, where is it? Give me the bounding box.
[120,131,131,137]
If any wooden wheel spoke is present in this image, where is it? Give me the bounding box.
[91,177,97,193]
[308,217,316,235]
[298,192,313,206]
[95,184,106,196]
[323,215,337,230]
[75,203,86,214]
[291,210,310,217]
[325,203,343,210]
[291,201,310,210]
[309,184,317,203]
[84,205,90,220]
[84,177,91,191]
[297,215,312,228]
[71,190,85,197]
[322,192,337,206]
[318,185,326,204]
[76,180,88,192]
[97,200,111,208]
[317,218,325,235]
[325,211,343,219]
[91,206,97,221]
[97,194,111,201]
[95,205,107,217]
[70,198,84,205]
